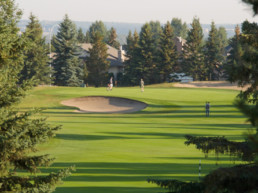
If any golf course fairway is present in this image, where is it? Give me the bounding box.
[19,86,249,193]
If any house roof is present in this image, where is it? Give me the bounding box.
[79,43,125,67]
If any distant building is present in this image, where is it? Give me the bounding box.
[79,43,126,79]
[174,36,186,53]
[76,37,186,80]
[225,45,233,56]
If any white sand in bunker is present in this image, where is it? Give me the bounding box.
[61,96,148,113]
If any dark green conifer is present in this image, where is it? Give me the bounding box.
[52,14,83,86]
[20,13,51,85]
[86,32,110,87]
[139,23,156,84]
[85,31,91,43]
[77,27,85,43]
[0,1,72,192]
[88,21,108,43]
[124,30,141,85]
[182,17,206,80]
[107,27,120,49]
[205,21,224,80]
[159,21,178,82]
[171,18,188,39]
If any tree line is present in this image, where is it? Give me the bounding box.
[123,17,228,85]
[19,14,121,87]
[19,13,232,88]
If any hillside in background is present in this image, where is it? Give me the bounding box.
[18,20,238,45]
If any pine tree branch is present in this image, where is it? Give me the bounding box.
[0,167,75,192]
[13,155,55,173]
[242,0,258,15]
[203,164,258,193]
[147,179,204,193]
[184,135,254,161]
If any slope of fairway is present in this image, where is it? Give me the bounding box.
[19,86,249,193]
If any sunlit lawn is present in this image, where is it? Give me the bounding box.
[19,86,249,193]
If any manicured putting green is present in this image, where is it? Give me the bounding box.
[20,86,248,193]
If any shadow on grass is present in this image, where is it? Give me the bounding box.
[40,161,236,193]
[158,156,242,162]
[55,132,244,141]
[100,132,245,140]
[42,162,221,176]
[54,186,162,193]
[55,132,188,141]
[41,104,241,117]
[39,162,232,188]
[55,134,136,141]
[42,112,244,119]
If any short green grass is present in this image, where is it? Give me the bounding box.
[19,86,250,193]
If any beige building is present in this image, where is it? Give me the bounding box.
[79,43,126,79]
[174,36,186,53]
[79,37,185,79]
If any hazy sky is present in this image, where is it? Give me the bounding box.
[16,0,257,24]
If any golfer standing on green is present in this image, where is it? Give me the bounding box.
[110,77,113,90]
[140,79,144,92]
[205,102,210,117]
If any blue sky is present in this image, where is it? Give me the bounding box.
[16,0,257,24]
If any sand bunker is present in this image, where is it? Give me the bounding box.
[61,96,147,113]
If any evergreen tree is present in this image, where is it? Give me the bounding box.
[20,14,51,85]
[77,27,85,43]
[226,25,243,82]
[205,21,224,80]
[0,1,72,192]
[227,21,258,103]
[139,23,157,84]
[88,21,108,43]
[182,17,206,80]
[159,21,178,82]
[217,27,228,49]
[124,30,141,85]
[217,26,228,71]
[171,18,188,39]
[85,31,91,43]
[86,32,110,87]
[149,21,164,82]
[52,14,83,86]
[107,27,120,49]
[149,21,163,48]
